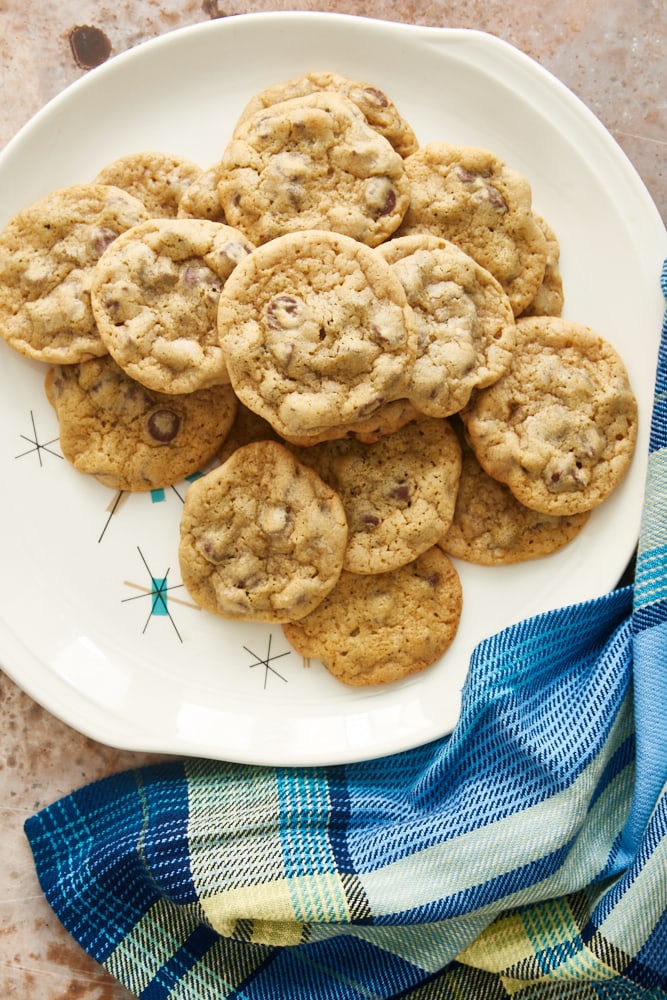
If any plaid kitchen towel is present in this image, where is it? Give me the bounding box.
[24,262,667,999]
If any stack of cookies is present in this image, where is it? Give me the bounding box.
[0,71,638,687]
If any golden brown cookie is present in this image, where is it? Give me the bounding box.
[519,215,564,318]
[438,420,589,564]
[216,401,280,465]
[94,151,203,218]
[177,164,227,223]
[397,143,548,316]
[178,441,348,623]
[91,217,255,393]
[281,398,419,447]
[283,546,462,686]
[218,91,411,247]
[376,234,516,417]
[236,70,419,158]
[292,416,462,574]
[462,316,638,515]
[0,184,150,363]
[45,355,237,491]
[217,229,418,439]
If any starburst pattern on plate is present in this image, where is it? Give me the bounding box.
[122,546,199,641]
[15,410,62,465]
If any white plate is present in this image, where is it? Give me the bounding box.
[0,13,664,766]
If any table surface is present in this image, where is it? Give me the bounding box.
[1,1,665,996]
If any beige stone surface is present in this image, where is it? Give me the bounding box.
[0,1,664,996]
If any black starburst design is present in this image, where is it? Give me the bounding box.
[15,411,62,465]
[122,546,198,641]
[244,634,292,689]
[98,475,202,543]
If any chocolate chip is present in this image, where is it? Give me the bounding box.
[266,294,301,330]
[362,87,389,108]
[104,297,121,320]
[92,227,117,256]
[147,409,180,443]
[181,265,201,288]
[486,185,508,211]
[455,166,478,185]
[375,187,396,219]
[388,483,411,504]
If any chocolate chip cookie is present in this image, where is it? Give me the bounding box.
[0,184,150,363]
[45,355,237,491]
[218,91,410,247]
[462,316,638,515]
[438,419,589,564]
[94,151,203,218]
[236,70,419,158]
[178,440,348,622]
[91,217,254,394]
[519,215,564,318]
[397,143,548,316]
[177,164,227,223]
[377,234,516,417]
[217,229,418,439]
[283,546,462,686]
[292,416,462,574]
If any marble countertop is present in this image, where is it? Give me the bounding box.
[1,2,665,997]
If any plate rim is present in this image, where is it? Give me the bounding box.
[0,11,665,767]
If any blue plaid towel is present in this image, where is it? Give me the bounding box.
[25,263,667,999]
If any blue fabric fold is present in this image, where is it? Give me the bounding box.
[23,262,667,998]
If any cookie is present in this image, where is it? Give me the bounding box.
[217,229,418,439]
[178,441,348,623]
[283,546,462,686]
[292,416,462,574]
[94,151,203,218]
[281,397,420,447]
[237,70,419,158]
[218,91,411,247]
[519,214,564,318]
[438,419,589,564]
[376,234,516,417]
[0,184,150,363]
[217,401,280,465]
[177,164,227,223]
[462,316,638,515]
[397,143,548,316]
[45,355,237,491]
[91,218,255,394]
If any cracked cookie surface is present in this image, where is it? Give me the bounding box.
[292,416,462,574]
[178,441,348,623]
[283,546,462,686]
[45,355,237,491]
[218,91,410,247]
[217,229,418,439]
[236,70,418,158]
[377,234,516,417]
[438,419,589,564]
[177,164,227,223]
[94,151,203,218]
[462,316,638,515]
[397,143,547,316]
[91,217,254,394]
[0,183,150,363]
